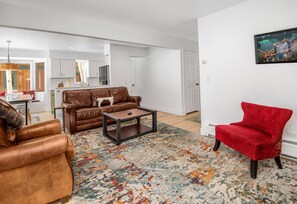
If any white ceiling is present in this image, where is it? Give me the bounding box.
[0,0,247,41]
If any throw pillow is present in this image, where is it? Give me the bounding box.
[0,99,24,132]
[96,97,114,107]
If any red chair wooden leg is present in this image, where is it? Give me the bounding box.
[213,139,221,151]
[250,160,258,179]
[274,156,283,169]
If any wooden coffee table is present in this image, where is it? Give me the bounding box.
[102,107,157,145]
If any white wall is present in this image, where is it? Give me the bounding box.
[110,44,148,87]
[142,48,183,115]
[110,45,183,115]
[198,0,297,157]
[0,48,48,59]
[0,2,197,51]
[49,50,104,61]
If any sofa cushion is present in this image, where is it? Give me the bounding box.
[236,102,293,140]
[64,90,91,108]
[76,108,101,121]
[216,125,274,160]
[90,89,110,107]
[108,87,129,104]
[100,105,122,113]
[116,102,137,111]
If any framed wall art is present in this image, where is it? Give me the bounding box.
[254,27,297,64]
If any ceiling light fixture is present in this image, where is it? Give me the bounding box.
[0,40,19,71]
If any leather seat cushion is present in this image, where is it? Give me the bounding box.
[216,125,274,160]
[90,89,110,107]
[100,105,121,113]
[76,108,101,121]
[108,87,129,104]
[64,90,91,108]
[116,102,137,111]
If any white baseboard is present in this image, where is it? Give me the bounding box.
[141,103,184,115]
[282,142,297,158]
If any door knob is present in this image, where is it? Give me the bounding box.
[196,83,199,86]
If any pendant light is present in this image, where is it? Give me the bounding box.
[0,40,19,71]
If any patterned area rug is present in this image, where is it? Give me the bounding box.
[70,120,297,203]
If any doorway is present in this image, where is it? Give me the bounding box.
[129,57,145,96]
[183,50,200,113]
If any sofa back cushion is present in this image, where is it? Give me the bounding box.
[108,87,129,104]
[90,89,110,107]
[240,102,293,141]
[63,90,91,108]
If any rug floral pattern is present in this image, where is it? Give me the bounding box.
[70,120,297,203]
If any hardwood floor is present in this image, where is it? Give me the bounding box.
[157,111,200,133]
[36,111,201,134]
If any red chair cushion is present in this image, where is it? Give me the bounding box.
[23,90,35,100]
[216,125,274,160]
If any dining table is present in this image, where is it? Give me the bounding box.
[0,94,32,125]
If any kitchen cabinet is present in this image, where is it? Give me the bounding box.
[51,59,75,78]
[87,60,105,78]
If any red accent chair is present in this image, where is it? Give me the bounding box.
[214,102,293,179]
[23,90,35,100]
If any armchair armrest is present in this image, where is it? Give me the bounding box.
[127,96,142,106]
[16,119,61,142]
[62,102,76,113]
[230,121,244,126]
[0,134,68,171]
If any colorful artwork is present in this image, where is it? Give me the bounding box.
[255,27,297,64]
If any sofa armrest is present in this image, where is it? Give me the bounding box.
[62,102,76,113]
[0,134,68,171]
[127,96,142,106]
[16,119,61,142]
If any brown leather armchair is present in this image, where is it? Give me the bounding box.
[0,119,75,204]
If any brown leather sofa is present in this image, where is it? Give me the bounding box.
[62,86,141,134]
[0,119,75,204]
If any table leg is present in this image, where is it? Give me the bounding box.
[152,111,157,132]
[103,114,107,136]
[62,108,65,132]
[25,101,28,125]
[116,119,121,145]
[137,117,140,133]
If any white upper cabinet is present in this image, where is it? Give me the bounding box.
[51,59,61,78]
[87,60,105,78]
[61,59,75,78]
[51,59,75,78]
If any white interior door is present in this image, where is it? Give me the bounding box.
[129,57,145,96]
[184,51,200,113]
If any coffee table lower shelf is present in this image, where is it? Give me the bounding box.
[105,124,152,144]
